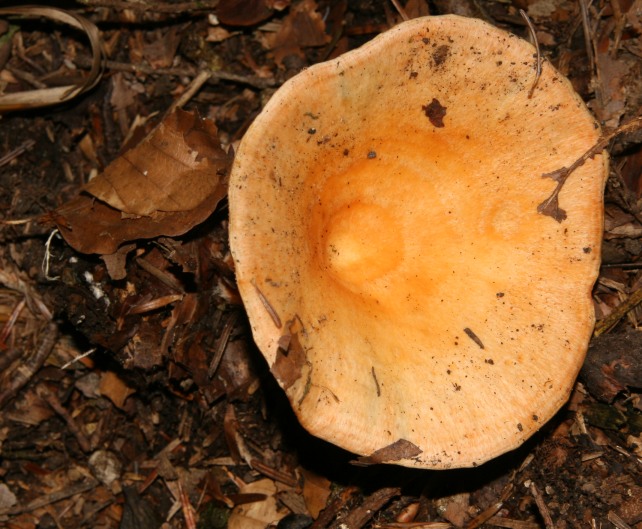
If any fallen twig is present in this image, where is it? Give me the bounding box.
[465,482,514,529]
[538,115,642,222]
[37,382,92,452]
[519,9,542,98]
[529,482,554,529]
[594,286,642,336]
[0,322,58,409]
[0,479,98,516]
[0,139,35,168]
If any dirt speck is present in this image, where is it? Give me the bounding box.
[422,98,447,128]
[432,44,450,66]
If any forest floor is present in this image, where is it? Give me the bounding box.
[0,1,641,528]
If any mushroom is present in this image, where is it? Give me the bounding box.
[228,15,608,469]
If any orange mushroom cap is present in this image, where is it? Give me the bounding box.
[229,15,608,469]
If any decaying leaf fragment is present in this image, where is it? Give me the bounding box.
[227,479,288,529]
[356,439,423,466]
[54,110,230,255]
[262,0,330,66]
[83,109,227,216]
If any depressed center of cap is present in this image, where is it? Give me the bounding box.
[321,202,401,285]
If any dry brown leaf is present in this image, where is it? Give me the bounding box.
[98,371,135,409]
[53,187,226,255]
[109,72,137,113]
[0,483,17,511]
[3,388,55,426]
[100,243,136,280]
[263,0,329,66]
[83,110,228,217]
[227,479,288,529]
[142,26,181,69]
[355,439,423,466]
[300,468,331,519]
[434,492,471,527]
[223,404,254,466]
[53,110,230,255]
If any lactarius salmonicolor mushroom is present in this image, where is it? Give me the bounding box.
[228,15,608,469]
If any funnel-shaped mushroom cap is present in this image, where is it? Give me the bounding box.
[229,15,608,469]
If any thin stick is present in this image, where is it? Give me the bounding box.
[38,383,92,452]
[594,286,642,337]
[608,511,633,529]
[519,9,542,98]
[579,0,596,75]
[251,279,282,329]
[1,479,97,516]
[60,347,97,369]
[42,229,61,281]
[0,323,58,408]
[178,480,197,529]
[0,139,35,167]
[601,262,642,270]
[164,70,211,117]
[466,482,514,529]
[609,0,625,58]
[390,0,410,21]
[250,458,298,488]
[529,482,555,529]
[207,311,239,378]
[0,298,26,349]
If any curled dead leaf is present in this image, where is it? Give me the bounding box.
[53,110,230,254]
[0,7,103,112]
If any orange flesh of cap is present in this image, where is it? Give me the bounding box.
[229,15,608,469]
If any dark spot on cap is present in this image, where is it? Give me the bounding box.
[583,247,591,253]
[432,44,450,66]
[422,98,447,128]
[367,150,377,159]
[463,327,485,349]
